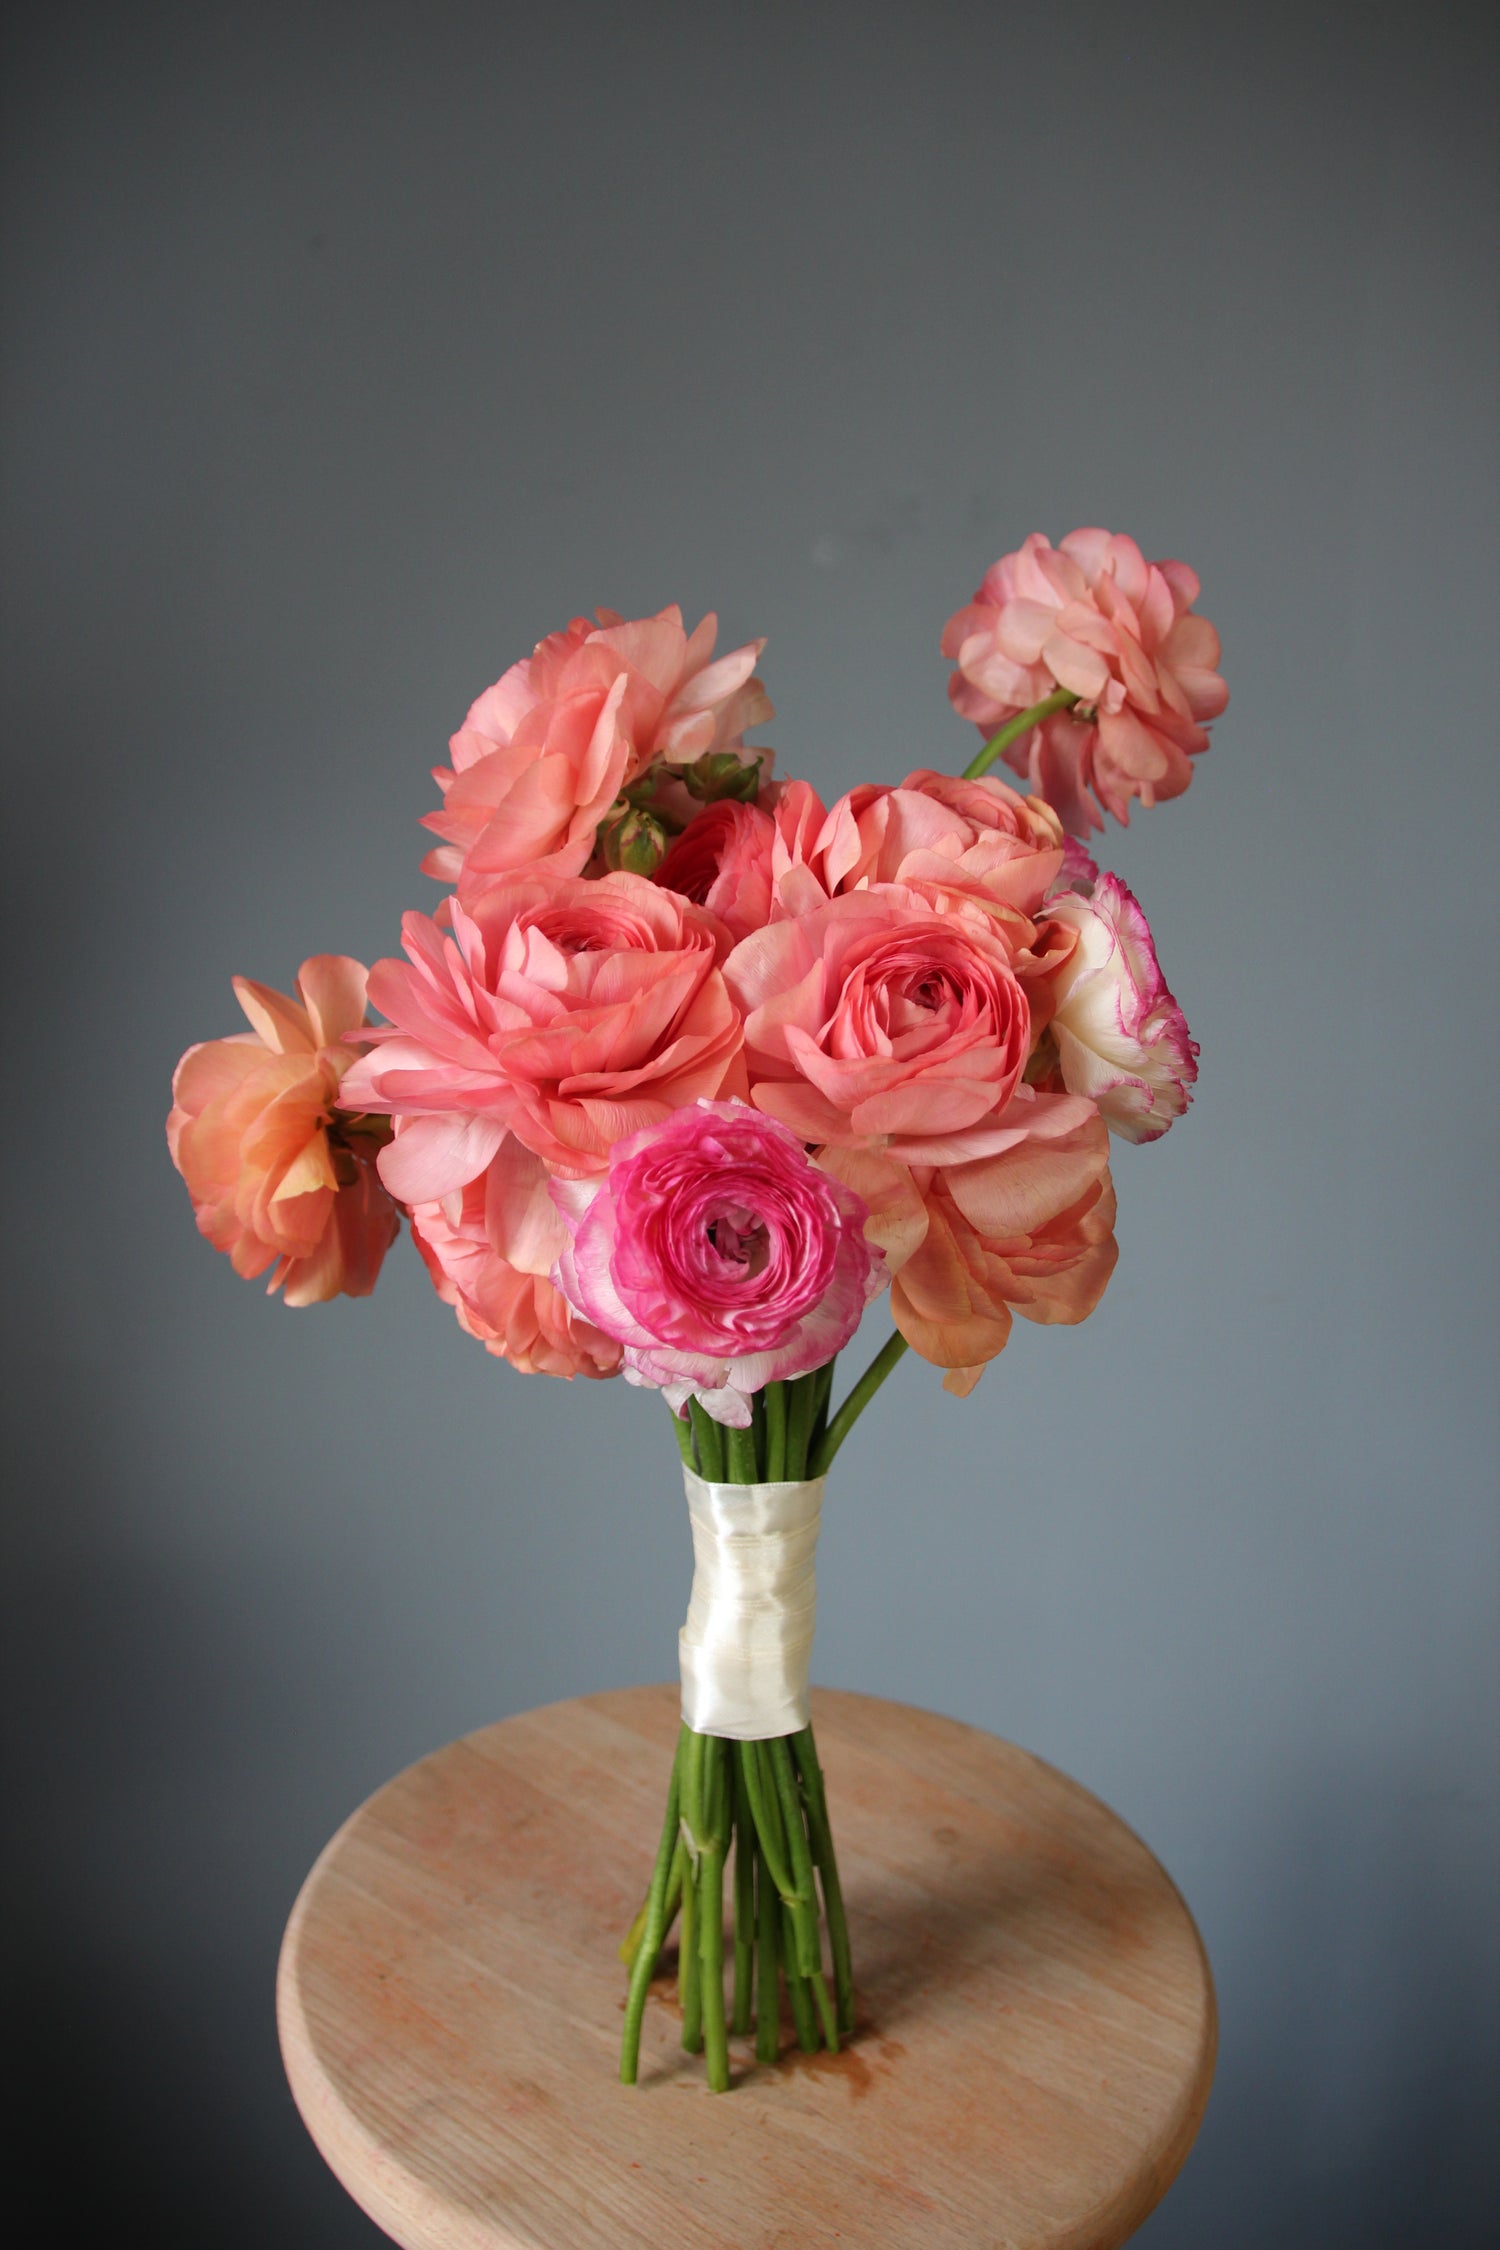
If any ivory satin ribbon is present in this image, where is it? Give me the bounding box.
[678,1466,826,1740]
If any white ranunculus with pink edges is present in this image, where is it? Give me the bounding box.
[550,1100,882,1426]
[1045,872,1198,1142]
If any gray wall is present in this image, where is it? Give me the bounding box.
[4,3,1496,2241]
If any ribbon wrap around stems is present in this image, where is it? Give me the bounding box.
[678,1466,825,1740]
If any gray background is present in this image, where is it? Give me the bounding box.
[4,2,1496,2242]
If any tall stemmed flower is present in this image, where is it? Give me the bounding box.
[550,1100,879,2085]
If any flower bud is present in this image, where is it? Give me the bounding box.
[680,751,764,804]
[598,800,669,875]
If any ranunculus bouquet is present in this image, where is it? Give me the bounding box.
[169,529,1225,2091]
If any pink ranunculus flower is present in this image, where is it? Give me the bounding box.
[725,886,1032,1165]
[812,768,1065,918]
[340,870,747,1199]
[409,1139,622,1379]
[1043,872,1199,1143]
[654,799,777,942]
[421,606,773,898]
[551,1100,882,1426]
[942,529,1228,834]
[167,956,400,1306]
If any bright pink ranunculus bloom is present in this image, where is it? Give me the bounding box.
[421,606,772,898]
[725,886,1032,1165]
[340,871,747,1199]
[409,1138,622,1379]
[551,1100,882,1426]
[1042,872,1198,1142]
[812,769,1064,917]
[942,529,1227,834]
[167,956,400,1306]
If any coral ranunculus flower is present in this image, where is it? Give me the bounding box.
[726,886,1033,1164]
[421,606,772,899]
[551,1100,882,1426]
[813,769,1065,918]
[167,956,400,1306]
[943,529,1228,835]
[409,1139,622,1379]
[887,1098,1118,1392]
[340,871,747,1199]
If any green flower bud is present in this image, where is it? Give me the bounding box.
[680,751,764,804]
[599,801,669,876]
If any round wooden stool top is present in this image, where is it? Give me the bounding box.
[278,1685,1215,2250]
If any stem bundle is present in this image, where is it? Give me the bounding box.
[619,1720,854,2087]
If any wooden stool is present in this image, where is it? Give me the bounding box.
[279,1685,1215,2249]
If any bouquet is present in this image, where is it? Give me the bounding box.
[169,527,1226,2092]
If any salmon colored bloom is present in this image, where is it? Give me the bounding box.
[812,769,1064,917]
[883,1098,1117,1391]
[422,606,772,899]
[1043,872,1198,1142]
[943,529,1227,834]
[409,1140,622,1379]
[654,799,777,941]
[167,956,400,1306]
[552,1100,881,1425]
[340,871,747,1198]
[726,886,1032,1164]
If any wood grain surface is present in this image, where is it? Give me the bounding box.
[278,1685,1215,2249]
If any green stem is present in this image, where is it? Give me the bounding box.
[738,1740,798,1907]
[786,1371,816,1480]
[767,1735,823,1983]
[765,1381,788,1481]
[688,1399,725,1481]
[754,1842,780,2064]
[813,1330,910,1476]
[679,1730,707,2053]
[699,1737,730,2091]
[680,1859,700,2050]
[731,1759,754,2036]
[780,1902,820,2053]
[792,1727,854,2036]
[725,1420,758,1484]
[962,686,1078,781]
[620,1728,687,2084]
[671,1406,696,1468]
[808,1358,836,1462]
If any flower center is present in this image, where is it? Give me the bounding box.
[705,1202,771,1280]
[908,968,961,1012]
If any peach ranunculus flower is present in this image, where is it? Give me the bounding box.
[1041,871,1199,1142]
[942,529,1228,836]
[167,956,400,1306]
[725,886,1033,1165]
[812,769,1065,918]
[409,1140,622,1379]
[421,606,772,900]
[873,1096,1118,1392]
[340,871,747,1200]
